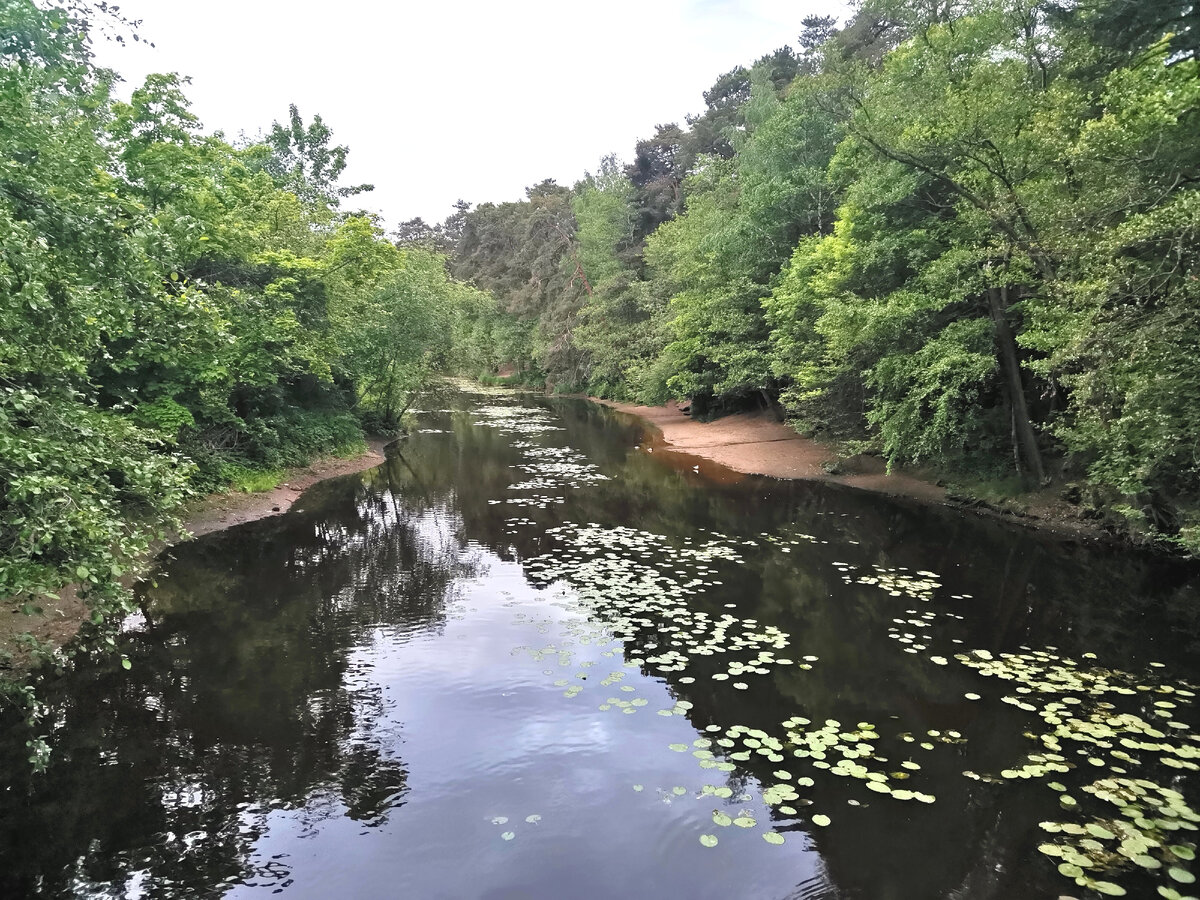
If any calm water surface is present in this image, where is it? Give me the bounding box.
[3,389,1200,899]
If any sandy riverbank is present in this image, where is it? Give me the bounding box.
[596,399,946,501]
[594,398,1108,542]
[184,438,391,537]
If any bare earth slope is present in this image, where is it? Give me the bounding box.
[597,400,946,502]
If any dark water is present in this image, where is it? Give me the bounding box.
[3,389,1200,900]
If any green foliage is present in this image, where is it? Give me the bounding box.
[328,224,464,427]
[867,317,1000,466]
[451,182,590,386]
[0,0,191,624]
[259,104,374,213]
[219,463,287,494]
[572,156,635,288]
[0,0,489,727]
[0,386,191,611]
[1021,46,1200,509]
[445,0,1200,547]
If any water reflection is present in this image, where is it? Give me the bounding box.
[0,389,1197,900]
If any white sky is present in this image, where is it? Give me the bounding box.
[91,0,848,228]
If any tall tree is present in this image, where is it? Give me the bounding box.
[259,105,373,213]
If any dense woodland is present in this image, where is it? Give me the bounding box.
[0,0,490,681]
[440,0,1200,551]
[0,0,1198,694]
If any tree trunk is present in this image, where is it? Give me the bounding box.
[987,284,1045,483]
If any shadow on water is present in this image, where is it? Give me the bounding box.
[1,390,1197,899]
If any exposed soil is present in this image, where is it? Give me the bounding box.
[0,441,391,677]
[598,400,944,497]
[596,399,1112,544]
[184,438,390,537]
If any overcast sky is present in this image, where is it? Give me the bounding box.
[91,0,848,228]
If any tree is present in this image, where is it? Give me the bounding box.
[0,0,191,647]
[258,105,373,214]
[326,219,459,426]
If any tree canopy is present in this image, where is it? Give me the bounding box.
[0,0,487,728]
[442,0,1200,552]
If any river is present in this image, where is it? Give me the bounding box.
[3,388,1198,899]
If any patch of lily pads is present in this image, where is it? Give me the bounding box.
[474,398,1196,889]
[955,647,1198,896]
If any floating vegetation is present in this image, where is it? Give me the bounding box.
[958,647,1198,895]
[522,524,795,691]
[838,564,942,602]
[473,405,566,435]
[502,477,956,846]
[471,399,1194,882]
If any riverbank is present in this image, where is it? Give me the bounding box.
[0,440,391,677]
[595,398,1112,544]
[185,437,391,537]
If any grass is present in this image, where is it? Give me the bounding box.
[220,463,288,493]
[942,473,1033,510]
[217,436,368,494]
